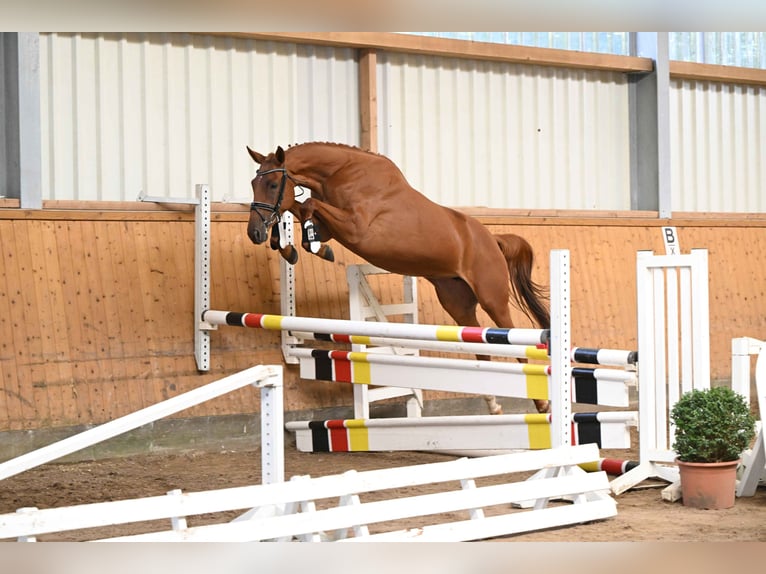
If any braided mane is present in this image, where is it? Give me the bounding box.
[286,141,381,157]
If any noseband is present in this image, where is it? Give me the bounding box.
[250,168,289,227]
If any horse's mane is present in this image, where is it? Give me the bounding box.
[286,141,382,158]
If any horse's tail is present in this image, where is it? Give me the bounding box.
[494,233,550,329]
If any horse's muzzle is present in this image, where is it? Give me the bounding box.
[247,221,268,245]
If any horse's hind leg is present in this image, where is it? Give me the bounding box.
[467,261,551,414]
[428,277,503,415]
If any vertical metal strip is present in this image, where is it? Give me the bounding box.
[635,251,656,461]
[259,366,284,485]
[691,249,711,388]
[549,249,571,448]
[280,212,299,364]
[194,184,211,371]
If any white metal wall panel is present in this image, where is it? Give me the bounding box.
[671,79,766,212]
[39,33,359,202]
[377,52,631,210]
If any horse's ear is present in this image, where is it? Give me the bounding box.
[247,146,265,165]
[275,146,285,164]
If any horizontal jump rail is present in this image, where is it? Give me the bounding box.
[202,310,550,346]
[286,411,638,452]
[291,331,638,367]
[295,348,633,406]
[286,411,640,430]
[291,330,550,360]
[291,347,550,375]
[295,348,636,384]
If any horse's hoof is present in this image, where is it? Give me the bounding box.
[534,400,551,414]
[283,247,298,265]
[321,245,335,262]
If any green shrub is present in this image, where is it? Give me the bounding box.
[670,386,756,463]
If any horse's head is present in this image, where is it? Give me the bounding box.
[246,145,296,245]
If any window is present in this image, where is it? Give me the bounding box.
[401,32,766,69]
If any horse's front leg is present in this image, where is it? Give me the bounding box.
[270,224,299,265]
[298,218,335,262]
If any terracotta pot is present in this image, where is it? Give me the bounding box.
[676,458,740,509]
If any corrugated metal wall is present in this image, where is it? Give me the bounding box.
[39,33,360,202]
[671,79,766,212]
[37,33,766,212]
[377,51,631,210]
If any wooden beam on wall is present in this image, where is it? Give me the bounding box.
[235,32,654,74]
[359,49,378,153]
[670,61,766,87]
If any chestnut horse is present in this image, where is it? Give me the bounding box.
[246,142,550,414]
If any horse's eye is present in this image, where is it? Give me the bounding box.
[269,182,279,191]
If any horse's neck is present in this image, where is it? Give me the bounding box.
[286,145,354,192]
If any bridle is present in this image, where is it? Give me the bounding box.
[249,167,291,228]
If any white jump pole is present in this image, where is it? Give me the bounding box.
[0,365,285,484]
[203,311,549,346]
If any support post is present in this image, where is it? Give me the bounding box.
[0,33,42,208]
[256,367,285,485]
[194,184,212,371]
[628,32,671,217]
[347,264,421,419]
[279,211,300,365]
[549,249,572,448]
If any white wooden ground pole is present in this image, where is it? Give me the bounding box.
[0,444,616,542]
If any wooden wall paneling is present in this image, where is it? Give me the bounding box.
[97,221,132,418]
[109,221,152,417]
[239,225,274,314]
[716,226,762,334]
[0,223,18,428]
[318,250,347,321]
[49,221,79,425]
[232,223,271,381]
[205,222,243,415]
[293,253,331,407]
[101,221,142,419]
[5,221,44,428]
[141,220,184,409]
[296,256,320,319]
[218,223,258,383]
[208,222,232,374]
[38,222,74,427]
[2,211,766,434]
[129,220,162,410]
[25,220,59,428]
[171,220,209,416]
[75,220,110,423]
[0,361,8,429]
[56,220,99,423]
[318,252,356,405]
[152,220,188,402]
[206,221,271,415]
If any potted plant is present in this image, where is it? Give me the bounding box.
[670,386,756,509]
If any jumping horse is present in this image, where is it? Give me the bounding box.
[246,142,551,414]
